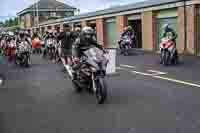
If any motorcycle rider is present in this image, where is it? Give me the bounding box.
[160,24,178,64]
[42,31,49,57]
[16,31,31,60]
[25,31,32,46]
[16,31,31,47]
[162,24,177,42]
[46,31,57,61]
[72,26,105,79]
[119,26,135,54]
[6,32,16,62]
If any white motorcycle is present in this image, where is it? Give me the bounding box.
[46,38,56,60]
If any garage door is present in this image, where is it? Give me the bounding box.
[104,18,117,48]
[197,7,200,55]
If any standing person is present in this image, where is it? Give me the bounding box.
[32,32,41,54]
[57,27,73,73]
[42,31,49,57]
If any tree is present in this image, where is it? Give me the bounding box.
[2,17,18,27]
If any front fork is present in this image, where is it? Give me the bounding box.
[92,73,97,92]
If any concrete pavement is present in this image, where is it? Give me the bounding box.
[1,53,200,133]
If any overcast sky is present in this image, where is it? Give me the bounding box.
[0,0,146,21]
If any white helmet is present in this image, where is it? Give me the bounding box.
[48,30,53,33]
[8,31,14,36]
[81,26,94,39]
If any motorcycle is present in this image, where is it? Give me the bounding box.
[15,41,31,67]
[160,38,178,66]
[69,46,109,104]
[46,39,56,60]
[118,35,132,56]
[7,40,16,62]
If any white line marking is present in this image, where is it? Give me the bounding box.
[120,64,136,69]
[153,76,200,88]
[119,65,200,88]
[131,71,155,76]
[148,70,167,75]
[116,67,123,70]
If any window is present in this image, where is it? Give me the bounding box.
[50,12,56,17]
[65,12,73,17]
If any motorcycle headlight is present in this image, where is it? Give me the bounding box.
[90,66,97,72]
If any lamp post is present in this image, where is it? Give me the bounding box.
[33,0,39,29]
[36,0,39,28]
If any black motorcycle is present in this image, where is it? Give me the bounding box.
[15,41,31,67]
[69,46,109,104]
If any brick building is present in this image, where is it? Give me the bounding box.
[34,0,200,55]
[17,0,77,30]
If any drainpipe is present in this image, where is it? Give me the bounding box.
[183,0,187,54]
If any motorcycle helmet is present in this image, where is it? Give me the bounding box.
[48,33,54,38]
[81,26,94,41]
[75,27,81,32]
[19,31,25,38]
[124,27,128,32]
[127,26,133,31]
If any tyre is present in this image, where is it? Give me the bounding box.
[0,76,4,86]
[163,50,170,66]
[160,50,164,64]
[72,80,83,93]
[123,45,129,56]
[95,77,107,104]
[173,51,179,65]
[25,56,30,68]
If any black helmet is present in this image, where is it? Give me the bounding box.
[19,31,25,38]
[49,33,53,38]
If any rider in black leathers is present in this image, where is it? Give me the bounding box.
[72,26,103,59]
[72,26,104,76]
[162,24,177,42]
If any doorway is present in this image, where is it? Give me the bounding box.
[104,18,117,48]
[197,7,200,55]
[128,19,142,49]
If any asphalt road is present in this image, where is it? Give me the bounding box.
[1,53,200,133]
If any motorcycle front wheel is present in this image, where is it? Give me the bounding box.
[72,80,83,93]
[95,77,107,104]
[25,56,31,68]
[0,76,4,86]
[163,50,170,66]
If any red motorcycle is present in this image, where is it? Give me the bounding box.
[160,38,178,65]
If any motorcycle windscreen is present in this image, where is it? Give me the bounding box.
[84,47,104,63]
